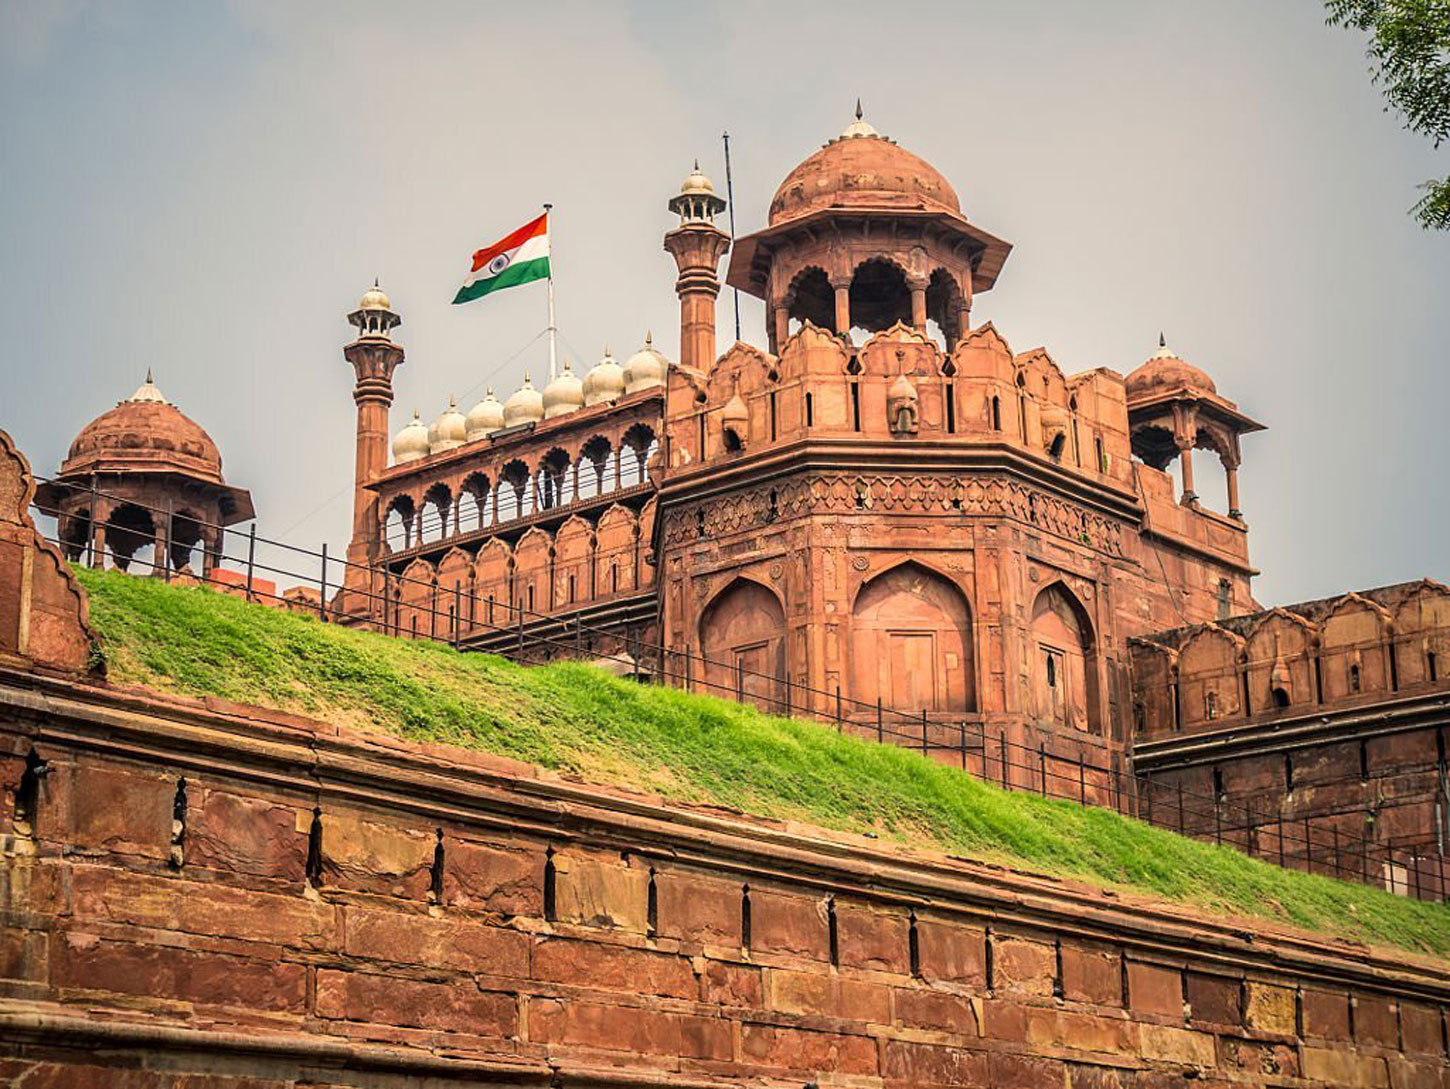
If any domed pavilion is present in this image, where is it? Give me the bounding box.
[35,372,254,575]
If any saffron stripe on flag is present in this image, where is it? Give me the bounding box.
[470,213,549,272]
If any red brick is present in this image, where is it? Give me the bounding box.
[444,837,543,917]
[321,810,432,898]
[57,934,305,1012]
[655,871,742,946]
[1219,1038,1300,1079]
[915,917,987,988]
[766,967,890,1023]
[895,986,977,1034]
[1400,1002,1445,1056]
[188,789,306,881]
[994,935,1056,998]
[0,926,46,983]
[1060,942,1121,1007]
[1356,994,1400,1049]
[533,937,695,999]
[835,901,909,973]
[750,889,828,961]
[1186,971,1242,1026]
[990,1052,1069,1088]
[315,968,516,1036]
[343,907,529,977]
[529,998,727,1059]
[700,958,761,1007]
[1066,1063,1134,1089]
[741,1023,877,1075]
[1025,1007,1132,1053]
[1127,961,1182,1020]
[553,854,648,932]
[1303,989,1351,1041]
[65,762,172,859]
[883,1039,988,1085]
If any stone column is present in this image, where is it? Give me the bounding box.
[1224,457,1242,520]
[833,282,851,336]
[663,220,731,373]
[909,280,928,332]
[1176,437,1197,504]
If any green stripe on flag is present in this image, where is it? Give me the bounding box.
[452,255,551,304]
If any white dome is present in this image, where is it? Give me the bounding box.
[392,410,430,464]
[623,332,668,394]
[542,361,585,419]
[127,368,169,405]
[583,347,627,406]
[428,395,467,454]
[503,374,544,427]
[465,387,505,440]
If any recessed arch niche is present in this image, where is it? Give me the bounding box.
[849,562,975,713]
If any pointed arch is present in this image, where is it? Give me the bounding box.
[1029,582,1101,734]
[698,577,786,713]
[850,560,975,713]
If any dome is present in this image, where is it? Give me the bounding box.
[465,388,505,440]
[679,161,717,197]
[768,109,960,226]
[392,410,430,464]
[503,375,544,427]
[61,373,223,482]
[1125,336,1217,399]
[428,396,467,453]
[542,361,585,419]
[623,332,668,394]
[583,347,626,406]
[358,282,392,311]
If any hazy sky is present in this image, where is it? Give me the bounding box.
[2,0,1445,606]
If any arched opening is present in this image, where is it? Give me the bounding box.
[168,510,205,573]
[578,436,612,498]
[500,460,531,520]
[422,483,453,541]
[461,473,490,530]
[622,423,657,486]
[698,578,786,713]
[104,503,155,572]
[384,495,416,551]
[848,258,910,341]
[538,448,571,510]
[1029,583,1101,734]
[850,562,975,713]
[1271,685,1292,709]
[924,268,964,350]
[785,266,834,334]
[58,508,91,562]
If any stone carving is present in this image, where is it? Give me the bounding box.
[887,372,919,435]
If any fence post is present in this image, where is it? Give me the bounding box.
[1332,825,1341,879]
[876,698,883,743]
[163,500,173,583]
[736,659,744,702]
[1278,811,1285,867]
[575,613,583,656]
[318,543,328,620]
[921,710,928,756]
[1303,817,1311,873]
[1078,754,1086,806]
[959,720,966,771]
[517,602,524,658]
[1038,743,1046,797]
[244,524,256,603]
[835,687,843,733]
[1177,783,1186,836]
[784,675,792,718]
[1413,853,1422,901]
[1214,793,1222,845]
[86,481,98,568]
[453,583,462,647]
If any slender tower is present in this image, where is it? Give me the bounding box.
[663,163,731,372]
[339,282,403,622]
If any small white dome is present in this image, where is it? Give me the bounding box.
[542,361,585,419]
[840,100,878,140]
[623,332,668,394]
[583,347,627,406]
[503,374,544,427]
[465,387,505,440]
[428,395,467,454]
[392,409,430,464]
[126,368,169,405]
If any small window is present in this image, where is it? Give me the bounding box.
[1350,663,1362,692]
[527,584,535,612]
[991,395,1002,431]
[1430,650,1439,682]
[850,381,861,431]
[1271,686,1291,709]
[1045,654,1057,688]
[723,427,744,453]
[1216,580,1232,620]
[769,391,777,441]
[1213,767,1225,800]
[805,392,814,427]
[1205,690,1218,721]
[1095,435,1107,473]
[945,382,956,433]
[568,574,576,604]
[1284,754,1294,790]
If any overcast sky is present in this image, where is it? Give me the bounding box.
[2,0,1445,606]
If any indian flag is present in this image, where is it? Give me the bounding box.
[453,212,550,304]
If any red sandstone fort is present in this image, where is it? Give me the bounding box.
[3,109,1449,1087]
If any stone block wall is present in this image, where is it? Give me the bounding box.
[3,669,1450,1088]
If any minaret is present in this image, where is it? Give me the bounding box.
[663,162,731,372]
[340,282,404,618]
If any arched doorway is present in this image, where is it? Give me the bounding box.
[1029,584,1100,734]
[699,578,786,713]
[850,562,975,713]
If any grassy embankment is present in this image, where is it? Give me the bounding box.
[72,565,1450,956]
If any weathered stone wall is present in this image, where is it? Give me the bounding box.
[3,670,1449,1088]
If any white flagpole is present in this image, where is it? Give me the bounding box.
[543,202,557,381]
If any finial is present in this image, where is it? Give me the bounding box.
[145,366,154,384]
[645,330,654,347]
[374,276,380,289]
[693,158,700,171]
[1159,331,1166,348]
[604,344,611,357]
[486,386,494,397]
[855,97,863,120]
[449,394,456,408]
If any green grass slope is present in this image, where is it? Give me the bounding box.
[72,566,1450,956]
